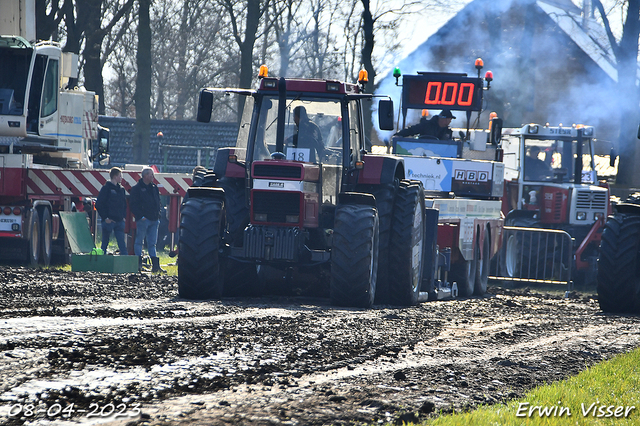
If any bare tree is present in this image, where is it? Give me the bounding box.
[61,0,135,113]
[593,0,640,187]
[35,0,66,42]
[133,0,151,164]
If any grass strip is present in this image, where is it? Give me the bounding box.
[424,347,640,425]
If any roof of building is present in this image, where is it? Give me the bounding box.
[98,116,239,174]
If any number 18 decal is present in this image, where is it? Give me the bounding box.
[424,81,475,106]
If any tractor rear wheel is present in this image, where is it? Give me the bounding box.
[330,204,379,308]
[178,197,224,300]
[365,183,396,304]
[387,181,425,306]
[597,213,640,313]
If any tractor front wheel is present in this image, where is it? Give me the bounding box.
[178,197,225,300]
[597,213,640,313]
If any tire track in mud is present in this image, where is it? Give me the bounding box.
[0,267,638,425]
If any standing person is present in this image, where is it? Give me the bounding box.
[130,167,164,273]
[395,109,455,140]
[95,167,128,255]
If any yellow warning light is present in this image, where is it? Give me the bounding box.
[475,58,484,69]
[358,69,368,85]
[422,109,429,117]
[259,65,268,78]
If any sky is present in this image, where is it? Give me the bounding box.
[388,0,473,74]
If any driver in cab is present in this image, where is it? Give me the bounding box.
[287,106,325,162]
[395,109,455,140]
[524,146,553,180]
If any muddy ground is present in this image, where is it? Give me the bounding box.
[0,267,638,426]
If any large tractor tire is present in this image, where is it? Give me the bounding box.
[387,181,425,306]
[178,197,225,300]
[330,204,379,308]
[475,229,490,295]
[217,177,261,297]
[597,213,640,313]
[39,208,53,267]
[358,183,396,304]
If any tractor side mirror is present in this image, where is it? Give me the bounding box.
[378,99,394,131]
[610,147,617,168]
[197,90,214,123]
[637,123,640,139]
[490,118,503,145]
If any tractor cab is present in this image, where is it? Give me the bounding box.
[501,124,607,226]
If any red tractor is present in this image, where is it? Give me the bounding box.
[178,70,428,307]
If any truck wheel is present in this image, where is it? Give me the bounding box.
[388,181,425,306]
[475,230,490,295]
[27,210,40,267]
[597,213,640,313]
[39,208,52,267]
[178,197,224,299]
[330,204,379,308]
[451,256,477,297]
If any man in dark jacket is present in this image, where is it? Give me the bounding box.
[395,109,455,140]
[129,167,164,272]
[95,167,128,255]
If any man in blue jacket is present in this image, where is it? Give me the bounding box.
[96,167,128,255]
[129,167,164,272]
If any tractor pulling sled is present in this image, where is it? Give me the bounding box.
[179,62,505,308]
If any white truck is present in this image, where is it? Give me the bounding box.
[0,0,190,266]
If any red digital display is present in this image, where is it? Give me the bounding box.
[424,81,475,106]
[403,74,483,112]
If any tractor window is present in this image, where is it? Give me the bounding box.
[348,101,363,164]
[41,59,58,117]
[523,138,595,183]
[235,95,254,150]
[253,96,342,165]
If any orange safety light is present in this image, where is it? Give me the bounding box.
[358,69,368,85]
[259,64,269,78]
[488,111,498,130]
[475,58,484,69]
[484,71,493,82]
[422,109,429,117]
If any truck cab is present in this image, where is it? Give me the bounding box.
[0,36,100,169]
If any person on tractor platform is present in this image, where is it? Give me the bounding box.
[395,109,455,140]
[95,167,128,255]
[288,105,325,162]
[130,167,165,273]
